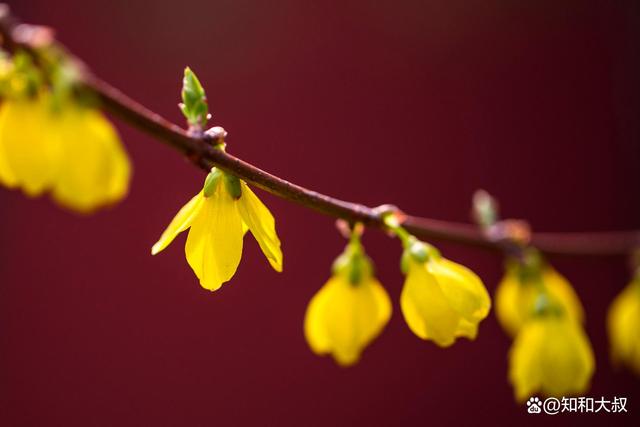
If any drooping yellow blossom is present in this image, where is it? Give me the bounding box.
[509,303,595,402]
[0,94,131,212]
[304,234,391,366]
[495,260,584,337]
[152,168,282,291]
[607,278,640,375]
[49,106,131,212]
[0,96,60,195]
[400,239,491,347]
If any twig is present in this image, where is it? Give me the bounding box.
[1,6,638,257]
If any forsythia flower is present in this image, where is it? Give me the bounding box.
[0,94,131,212]
[495,260,584,337]
[400,239,491,347]
[152,167,282,291]
[50,105,130,212]
[0,95,58,194]
[509,306,595,402]
[304,237,391,366]
[607,278,640,375]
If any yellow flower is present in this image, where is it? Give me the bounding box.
[509,309,595,402]
[49,106,131,213]
[607,278,640,375]
[152,168,282,291]
[304,240,391,366]
[0,94,131,212]
[0,96,60,195]
[400,241,491,347]
[495,261,584,337]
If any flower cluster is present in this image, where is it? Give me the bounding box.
[1,42,638,409]
[0,51,130,212]
[495,250,595,401]
[303,218,492,366]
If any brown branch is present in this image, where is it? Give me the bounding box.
[1,6,639,257]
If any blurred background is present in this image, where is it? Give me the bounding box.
[1,0,639,425]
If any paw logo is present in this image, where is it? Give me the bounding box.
[526,397,542,414]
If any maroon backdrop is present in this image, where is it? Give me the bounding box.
[1,1,639,425]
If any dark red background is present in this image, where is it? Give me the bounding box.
[1,1,639,425]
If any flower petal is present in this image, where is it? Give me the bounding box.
[0,97,61,196]
[496,265,584,338]
[400,262,460,347]
[608,283,640,374]
[495,269,524,337]
[455,318,478,340]
[304,275,391,366]
[539,319,594,398]
[304,278,334,355]
[51,108,131,213]
[329,277,390,365]
[371,278,393,327]
[544,268,585,324]
[236,182,282,272]
[509,316,595,402]
[185,187,244,291]
[0,148,16,187]
[152,191,205,255]
[509,319,546,401]
[429,258,491,322]
[0,129,17,187]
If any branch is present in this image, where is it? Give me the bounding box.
[1,6,639,257]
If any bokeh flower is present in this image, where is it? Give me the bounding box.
[0,52,131,212]
[607,277,640,375]
[0,95,131,212]
[509,301,595,402]
[495,259,584,337]
[0,95,61,195]
[48,105,130,212]
[304,233,391,366]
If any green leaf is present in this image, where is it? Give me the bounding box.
[179,67,208,127]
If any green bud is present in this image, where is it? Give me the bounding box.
[179,67,209,128]
[408,240,429,263]
[223,172,242,199]
[203,168,223,197]
[1,51,43,99]
[472,189,498,227]
[401,238,440,271]
[331,235,373,286]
